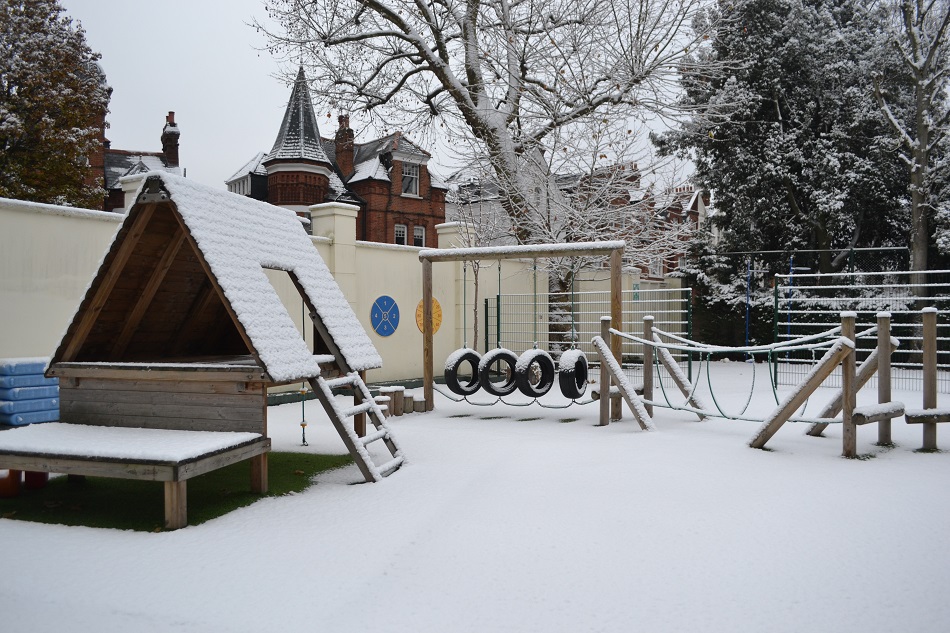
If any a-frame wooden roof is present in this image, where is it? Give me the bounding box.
[49,172,381,383]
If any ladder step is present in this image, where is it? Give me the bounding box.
[342,400,375,418]
[360,428,389,446]
[323,375,358,390]
[377,455,405,477]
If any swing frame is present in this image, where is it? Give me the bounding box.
[418,241,626,411]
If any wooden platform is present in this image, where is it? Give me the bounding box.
[0,423,270,529]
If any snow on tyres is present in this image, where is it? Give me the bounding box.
[444,348,482,396]
[514,349,556,398]
[478,348,519,396]
[558,349,589,400]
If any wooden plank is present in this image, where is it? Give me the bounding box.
[58,411,265,434]
[164,480,187,530]
[593,334,653,430]
[48,365,267,383]
[749,337,853,449]
[60,399,264,422]
[0,454,174,480]
[877,313,893,444]
[111,228,187,358]
[60,204,158,361]
[61,378,261,395]
[841,314,857,458]
[905,411,950,424]
[308,377,377,483]
[418,241,626,262]
[853,403,905,425]
[60,387,260,407]
[175,439,271,480]
[422,258,434,411]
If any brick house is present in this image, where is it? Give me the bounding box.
[227,67,446,246]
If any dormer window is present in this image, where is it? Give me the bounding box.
[401,163,419,196]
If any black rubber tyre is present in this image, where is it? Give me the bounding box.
[478,348,519,396]
[444,348,482,396]
[515,349,556,398]
[558,349,589,399]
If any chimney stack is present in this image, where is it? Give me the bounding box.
[161,110,180,168]
[335,114,355,179]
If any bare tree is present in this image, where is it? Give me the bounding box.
[873,0,950,277]
[260,0,727,236]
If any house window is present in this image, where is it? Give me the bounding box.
[401,163,419,196]
[649,257,664,278]
[395,224,407,245]
[413,226,425,247]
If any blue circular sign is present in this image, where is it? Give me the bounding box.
[370,295,399,337]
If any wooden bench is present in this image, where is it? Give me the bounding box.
[0,424,269,529]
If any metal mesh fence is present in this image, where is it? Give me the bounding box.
[485,287,692,389]
[774,269,950,393]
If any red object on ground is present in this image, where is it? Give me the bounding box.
[23,470,49,490]
[0,469,22,497]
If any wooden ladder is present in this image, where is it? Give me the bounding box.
[308,373,405,482]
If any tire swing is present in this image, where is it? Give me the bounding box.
[558,348,589,400]
[478,348,520,396]
[516,349,556,397]
[444,348,481,396]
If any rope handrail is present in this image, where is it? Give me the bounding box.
[652,324,841,351]
[614,327,841,355]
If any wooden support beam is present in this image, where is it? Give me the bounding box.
[593,334,653,431]
[905,410,950,425]
[653,335,706,421]
[250,453,268,494]
[164,480,187,530]
[749,337,853,449]
[642,316,654,418]
[111,228,187,358]
[841,313,857,458]
[921,308,938,450]
[806,337,898,436]
[877,312,893,445]
[61,204,157,361]
[853,403,905,426]
[610,249,623,422]
[599,317,611,427]
[422,258,434,411]
[419,241,626,262]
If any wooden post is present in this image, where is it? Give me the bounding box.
[805,344,890,436]
[841,312,857,458]
[877,312,893,445]
[422,258,434,411]
[610,249,623,421]
[164,480,187,530]
[750,337,853,449]
[353,370,367,437]
[391,386,405,416]
[250,453,268,494]
[922,307,938,450]
[599,317,611,427]
[643,316,654,417]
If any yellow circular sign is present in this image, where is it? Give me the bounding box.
[416,298,443,334]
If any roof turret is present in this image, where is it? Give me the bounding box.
[266,67,331,165]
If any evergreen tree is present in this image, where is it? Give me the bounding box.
[0,0,110,207]
[656,0,910,275]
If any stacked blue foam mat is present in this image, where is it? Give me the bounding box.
[0,357,59,427]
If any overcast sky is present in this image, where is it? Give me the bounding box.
[59,0,307,189]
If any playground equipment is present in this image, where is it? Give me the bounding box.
[418,240,626,411]
[596,308,946,457]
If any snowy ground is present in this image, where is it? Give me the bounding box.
[1,361,948,632]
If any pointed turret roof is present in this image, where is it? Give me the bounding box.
[266,67,331,164]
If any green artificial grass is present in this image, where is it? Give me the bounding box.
[0,452,352,532]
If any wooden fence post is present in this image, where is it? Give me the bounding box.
[599,317,611,427]
[841,312,857,458]
[922,307,938,450]
[877,312,893,446]
[643,316,654,417]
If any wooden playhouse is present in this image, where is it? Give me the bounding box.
[0,172,402,529]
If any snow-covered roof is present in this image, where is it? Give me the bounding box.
[226,151,269,183]
[266,67,332,165]
[104,151,176,190]
[349,156,391,184]
[128,172,380,380]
